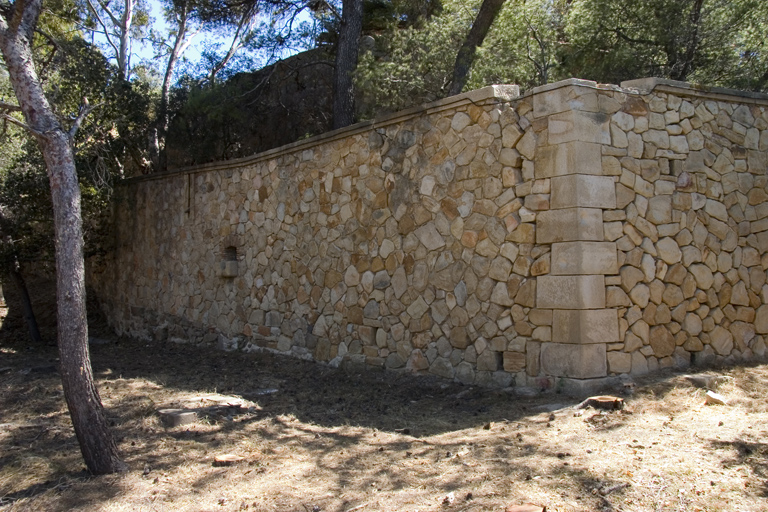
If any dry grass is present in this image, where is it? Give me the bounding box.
[1,297,767,511]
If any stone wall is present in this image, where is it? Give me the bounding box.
[90,78,768,393]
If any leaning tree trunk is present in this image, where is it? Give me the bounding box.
[448,0,506,96]
[0,0,126,474]
[332,0,363,130]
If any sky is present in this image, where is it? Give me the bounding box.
[106,0,311,82]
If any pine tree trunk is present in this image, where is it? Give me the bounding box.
[448,0,506,96]
[0,0,127,474]
[332,0,363,130]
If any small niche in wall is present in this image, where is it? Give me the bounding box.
[220,246,238,278]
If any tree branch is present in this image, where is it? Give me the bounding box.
[85,0,120,57]
[68,98,100,139]
[0,112,43,136]
[0,100,22,112]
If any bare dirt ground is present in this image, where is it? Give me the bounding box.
[0,282,767,512]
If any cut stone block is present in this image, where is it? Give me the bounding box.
[551,241,618,275]
[552,309,619,344]
[536,208,604,243]
[537,275,606,309]
[535,141,602,178]
[540,343,607,379]
[532,80,600,117]
[551,175,617,209]
[548,110,610,145]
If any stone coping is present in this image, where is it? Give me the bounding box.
[526,77,768,105]
[125,84,520,183]
[125,77,768,185]
[620,77,768,104]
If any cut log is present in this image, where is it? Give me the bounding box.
[213,454,245,467]
[505,505,546,512]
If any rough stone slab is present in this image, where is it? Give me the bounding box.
[536,208,604,243]
[551,175,617,209]
[537,275,606,309]
[548,110,610,145]
[552,309,619,344]
[540,343,608,379]
[557,376,621,397]
[535,141,602,178]
[551,241,618,275]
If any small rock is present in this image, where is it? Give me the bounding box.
[705,391,727,406]
[685,374,721,390]
[442,491,455,505]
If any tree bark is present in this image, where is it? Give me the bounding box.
[448,0,506,96]
[332,0,363,130]
[10,263,42,344]
[0,0,126,474]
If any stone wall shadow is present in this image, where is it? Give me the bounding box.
[89,337,568,437]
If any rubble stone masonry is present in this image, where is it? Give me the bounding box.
[89,78,768,393]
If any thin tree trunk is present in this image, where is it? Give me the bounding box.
[9,263,42,343]
[0,0,126,474]
[117,0,134,81]
[448,0,506,96]
[155,2,194,171]
[332,0,363,130]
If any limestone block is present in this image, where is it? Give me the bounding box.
[649,325,675,357]
[710,325,734,355]
[415,224,445,251]
[689,264,714,290]
[503,351,526,372]
[607,351,632,374]
[646,195,672,225]
[536,208,604,243]
[540,343,607,378]
[537,275,606,309]
[526,341,541,376]
[656,237,682,265]
[551,241,618,275]
[477,350,500,372]
[551,175,616,209]
[755,305,768,333]
[535,141,602,178]
[631,351,649,375]
[552,309,619,344]
[548,110,610,145]
[220,260,238,278]
[533,81,599,117]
